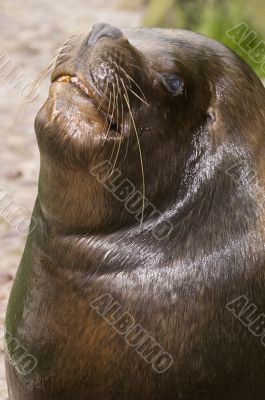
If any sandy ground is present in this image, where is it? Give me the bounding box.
[0,1,144,397]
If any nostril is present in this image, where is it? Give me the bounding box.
[87,23,123,46]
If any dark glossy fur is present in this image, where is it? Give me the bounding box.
[5,27,265,399]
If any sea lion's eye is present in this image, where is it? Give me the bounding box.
[162,73,184,95]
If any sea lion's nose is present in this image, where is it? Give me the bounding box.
[87,23,123,46]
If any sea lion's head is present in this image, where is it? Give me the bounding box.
[35,24,265,236]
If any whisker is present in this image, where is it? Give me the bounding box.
[97,77,109,113]
[109,82,119,164]
[118,65,147,102]
[128,87,150,107]
[122,80,146,225]
[13,34,76,132]
[14,56,59,127]
[102,88,114,146]
[112,76,123,170]
[119,77,130,162]
[113,61,148,104]
[103,89,113,131]
[129,63,143,72]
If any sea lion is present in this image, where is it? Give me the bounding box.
[5,23,265,399]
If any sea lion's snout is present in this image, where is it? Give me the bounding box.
[36,25,151,165]
[87,23,123,46]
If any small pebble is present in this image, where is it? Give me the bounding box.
[0,274,13,284]
[5,170,23,180]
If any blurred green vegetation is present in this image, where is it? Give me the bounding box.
[145,0,265,77]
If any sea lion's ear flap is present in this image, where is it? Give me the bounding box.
[207,107,217,125]
[206,106,222,138]
[206,104,226,142]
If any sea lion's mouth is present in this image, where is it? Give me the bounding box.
[57,75,92,96]
[53,75,121,133]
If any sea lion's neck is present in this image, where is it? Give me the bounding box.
[37,155,137,234]
[33,148,264,277]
